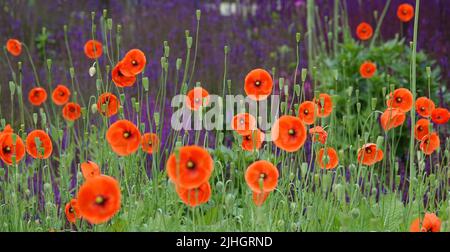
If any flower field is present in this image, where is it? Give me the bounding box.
[0,0,449,232]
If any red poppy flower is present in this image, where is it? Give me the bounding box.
[176,182,211,207]
[77,175,121,224]
[166,145,214,189]
[0,126,25,165]
[380,108,406,131]
[317,147,339,169]
[6,39,22,57]
[415,97,435,118]
[120,49,146,76]
[84,40,103,59]
[309,126,328,144]
[386,88,413,113]
[241,129,265,151]
[397,3,415,23]
[141,133,159,154]
[252,191,270,207]
[244,69,273,101]
[298,101,317,125]
[272,116,307,152]
[97,93,119,117]
[81,161,101,180]
[410,213,441,232]
[65,199,80,224]
[231,113,257,136]
[106,120,141,156]
[112,62,136,87]
[431,108,449,125]
[357,143,383,166]
[245,160,279,193]
[419,132,440,155]
[25,130,53,159]
[28,87,47,106]
[62,102,81,121]
[359,61,376,79]
[52,85,71,106]
[356,22,373,41]
[186,87,210,111]
[414,119,430,141]
[313,93,333,118]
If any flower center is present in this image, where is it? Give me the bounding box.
[95,196,106,206]
[131,60,138,66]
[255,80,261,86]
[396,97,402,103]
[420,106,425,111]
[365,147,372,154]
[123,132,130,138]
[148,141,153,146]
[187,161,195,169]
[304,109,309,115]
[3,146,11,153]
[260,173,266,180]
[69,207,74,213]
[69,107,75,113]
[194,98,200,103]
[418,126,423,131]
[59,91,65,97]
[245,135,252,141]
[288,129,295,135]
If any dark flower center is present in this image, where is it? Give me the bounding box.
[396,97,402,103]
[59,91,65,97]
[69,107,75,113]
[255,80,261,86]
[69,207,74,213]
[418,126,423,131]
[3,146,11,153]
[304,109,309,115]
[365,147,372,154]
[288,129,296,136]
[420,106,425,111]
[187,161,195,169]
[95,196,107,206]
[123,131,131,139]
[131,60,138,66]
[245,135,252,141]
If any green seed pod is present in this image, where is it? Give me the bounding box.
[46,59,52,71]
[9,81,15,96]
[301,68,308,82]
[176,58,182,70]
[107,18,113,30]
[350,208,360,219]
[296,32,301,43]
[186,36,193,49]
[371,98,377,111]
[196,9,201,20]
[278,77,284,90]
[142,77,149,92]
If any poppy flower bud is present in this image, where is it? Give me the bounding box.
[216,181,224,192]
[176,58,182,70]
[154,112,160,126]
[284,85,289,97]
[134,102,140,113]
[281,102,287,114]
[278,77,284,90]
[314,174,320,185]
[426,66,431,78]
[376,136,384,149]
[350,208,360,219]
[196,9,201,20]
[389,84,395,93]
[371,98,377,111]
[32,113,38,125]
[46,59,52,71]
[9,81,15,96]
[355,89,360,99]
[333,69,338,81]
[91,103,98,114]
[301,68,308,83]
[356,102,361,114]
[118,106,123,115]
[107,18,113,30]
[69,67,75,79]
[89,65,96,77]
[224,45,229,54]
[294,84,300,97]
[296,32,301,43]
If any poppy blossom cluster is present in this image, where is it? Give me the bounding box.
[64,161,121,224]
[231,113,265,152]
[410,212,441,232]
[245,160,279,206]
[166,145,214,207]
[112,49,146,87]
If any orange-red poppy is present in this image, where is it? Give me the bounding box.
[81,161,101,180]
[166,145,214,189]
[380,108,406,131]
[106,120,141,156]
[83,40,103,59]
[176,182,211,207]
[309,126,328,145]
[6,39,22,57]
[410,213,441,232]
[112,62,136,88]
[97,93,119,117]
[28,87,47,106]
[298,101,317,125]
[231,113,257,136]
[245,160,279,193]
[241,129,265,151]
[420,132,440,155]
[76,175,121,224]
[431,107,449,125]
[271,116,307,152]
[186,87,210,111]
[359,61,376,79]
[386,88,413,112]
[141,133,159,154]
[415,97,435,118]
[414,119,430,141]
[244,69,273,101]
[357,143,383,166]
[65,199,80,224]
[317,147,339,169]
[51,85,71,106]
[252,191,270,207]
[120,49,146,76]
[313,93,333,118]
[62,102,81,121]
[397,3,414,23]
[0,126,25,165]
[25,130,53,159]
[356,22,373,41]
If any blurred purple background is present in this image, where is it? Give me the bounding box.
[0,0,449,111]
